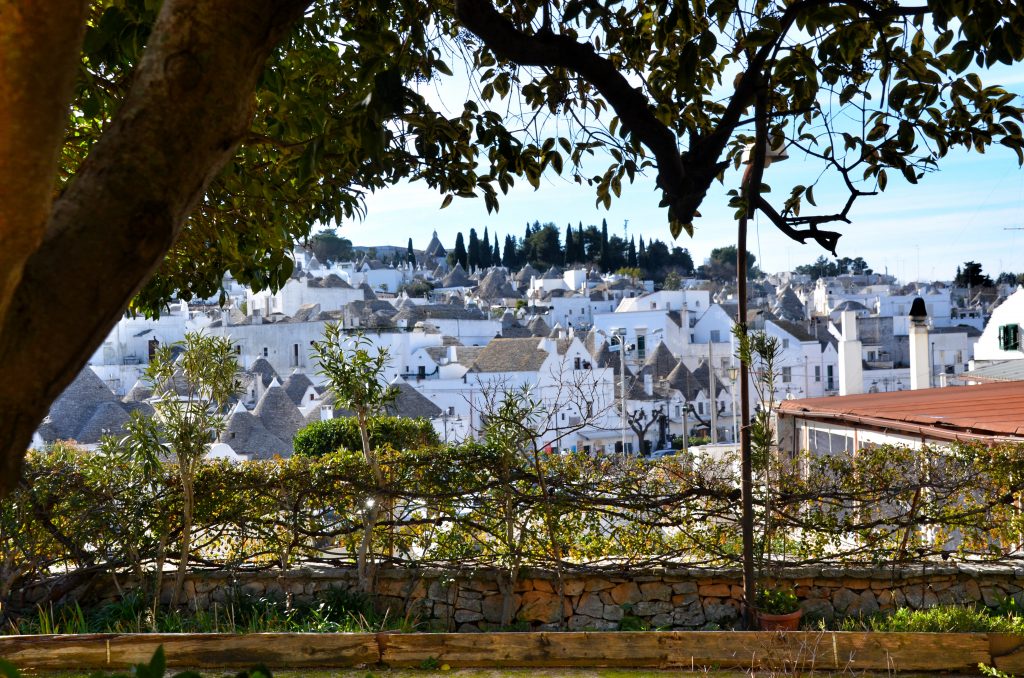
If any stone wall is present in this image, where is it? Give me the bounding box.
[112,563,1024,631]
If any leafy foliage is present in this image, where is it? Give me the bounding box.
[756,587,799,614]
[294,416,439,458]
[7,436,1024,624]
[834,604,1024,633]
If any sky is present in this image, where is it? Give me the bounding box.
[333,65,1024,284]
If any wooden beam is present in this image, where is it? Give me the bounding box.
[0,633,380,670]
[378,631,991,671]
[0,631,994,672]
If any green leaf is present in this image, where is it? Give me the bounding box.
[440,194,453,209]
[0,658,22,678]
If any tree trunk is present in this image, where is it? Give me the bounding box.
[0,1,88,326]
[356,411,382,593]
[170,472,194,609]
[0,0,311,498]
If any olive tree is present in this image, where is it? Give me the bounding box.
[116,333,239,608]
[311,326,397,592]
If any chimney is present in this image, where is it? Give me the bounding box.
[320,404,333,421]
[643,373,653,396]
[250,308,261,325]
[909,297,930,390]
[837,310,863,395]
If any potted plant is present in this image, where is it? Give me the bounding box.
[755,587,802,631]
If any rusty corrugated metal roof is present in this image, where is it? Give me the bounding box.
[778,382,1024,438]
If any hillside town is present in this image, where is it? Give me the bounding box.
[36,227,1024,460]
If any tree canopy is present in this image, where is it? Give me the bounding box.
[2,0,1023,494]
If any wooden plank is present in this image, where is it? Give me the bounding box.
[660,631,990,672]
[0,633,380,670]
[381,632,992,671]
[991,633,1024,674]
[0,631,992,672]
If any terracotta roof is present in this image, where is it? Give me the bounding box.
[778,382,1024,441]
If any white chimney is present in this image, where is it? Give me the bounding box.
[837,310,863,395]
[909,297,930,390]
[643,373,653,396]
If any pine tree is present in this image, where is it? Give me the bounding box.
[406,237,415,266]
[453,232,467,270]
[468,228,480,270]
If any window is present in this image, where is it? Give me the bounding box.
[814,365,821,382]
[309,394,315,401]
[636,335,646,360]
[650,302,656,309]
[262,347,268,358]
[291,343,299,367]
[1000,324,1020,351]
[710,329,721,342]
[574,356,582,370]
[782,366,792,383]
[826,365,835,389]
[417,365,426,380]
[782,339,790,349]
[697,401,704,415]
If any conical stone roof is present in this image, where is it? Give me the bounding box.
[283,371,314,407]
[47,367,121,440]
[442,263,473,288]
[640,342,677,380]
[253,382,305,454]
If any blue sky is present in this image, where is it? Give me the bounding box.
[338,67,1024,283]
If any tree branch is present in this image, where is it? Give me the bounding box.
[0,0,311,496]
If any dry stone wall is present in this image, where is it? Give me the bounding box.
[48,564,1024,631]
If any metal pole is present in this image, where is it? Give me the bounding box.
[738,213,756,630]
[709,341,717,443]
[618,336,627,455]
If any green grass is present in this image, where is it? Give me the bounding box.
[829,603,1024,633]
[7,587,417,636]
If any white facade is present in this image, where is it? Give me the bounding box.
[974,287,1024,363]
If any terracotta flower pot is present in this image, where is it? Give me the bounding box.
[756,607,803,631]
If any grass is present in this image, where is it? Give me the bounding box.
[7,587,418,636]
[827,603,1024,634]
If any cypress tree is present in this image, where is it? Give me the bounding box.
[481,226,491,267]
[453,232,467,270]
[599,219,610,272]
[564,224,575,265]
[493,234,500,266]
[406,237,415,266]
[468,228,480,270]
[503,235,516,270]
[628,236,638,268]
